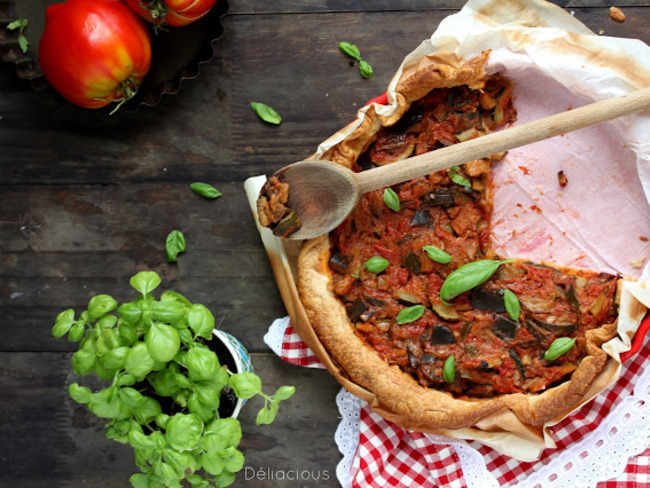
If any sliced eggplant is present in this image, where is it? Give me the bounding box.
[394,289,421,305]
[329,252,350,275]
[525,320,548,341]
[410,208,433,227]
[471,288,505,313]
[364,296,387,307]
[419,353,436,364]
[401,251,422,274]
[508,348,527,379]
[347,299,368,322]
[491,315,519,341]
[426,188,455,207]
[530,316,577,333]
[565,284,581,313]
[431,302,460,321]
[272,211,302,238]
[430,325,456,345]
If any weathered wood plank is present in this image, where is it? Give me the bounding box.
[0,351,342,487]
[0,182,290,352]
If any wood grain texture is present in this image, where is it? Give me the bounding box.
[0,352,341,487]
[1,1,650,486]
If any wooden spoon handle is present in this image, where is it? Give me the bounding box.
[354,87,650,194]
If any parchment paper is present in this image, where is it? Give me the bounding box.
[244,0,650,461]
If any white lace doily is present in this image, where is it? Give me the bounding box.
[334,361,650,488]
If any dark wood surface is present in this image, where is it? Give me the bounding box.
[1,1,649,487]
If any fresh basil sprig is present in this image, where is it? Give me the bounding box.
[338,41,374,79]
[423,245,452,264]
[165,230,186,263]
[443,355,455,383]
[251,102,282,125]
[364,256,389,273]
[51,271,296,488]
[383,188,400,212]
[503,289,521,321]
[190,182,222,199]
[7,19,29,53]
[396,305,425,324]
[544,337,576,361]
[440,259,514,303]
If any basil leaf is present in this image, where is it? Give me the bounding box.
[273,385,296,401]
[165,230,186,263]
[443,355,455,383]
[440,259,513,303]
[423,245,452,264]
[383,188,400,212]
[72,350,96,376]
[7,19,29,53]
[228,372,262,400]
[130,271,161,296]
[190,182,222,199]
[396,305,425,324]
[165,413,203,451]
[544,337,576,361]
[364,256,390,273]
[145,322,180,363]
[503,289,521,321]
[186,346,220,382]
[251,102,282,125]
[187,303,215,339]
[87,294,118,320]
[205,417,242,449]
[359,60,374,79]
[449,167,471,188]
[52,309,76,338]
[338,41,361,61]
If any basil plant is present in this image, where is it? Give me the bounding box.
[52,271,295,488]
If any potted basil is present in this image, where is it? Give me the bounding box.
[51,271,295,488]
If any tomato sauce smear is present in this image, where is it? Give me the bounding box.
[328,77,619,397]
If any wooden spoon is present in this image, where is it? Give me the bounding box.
[266,87,650,240]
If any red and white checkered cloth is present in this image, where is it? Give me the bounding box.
[269,317,650,487]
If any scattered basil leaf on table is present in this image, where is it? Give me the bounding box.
[165,230,186,263]
[443,355,455,383]
[364,256,390,273]
[397,305,425,324]
[251,102,282,125]
[423,245,452,264]
[338,41,374,79]
[359,60,374,79]
[7,19,29,53]
[338,41,362,61]
[383,188,400,212]
[440,259,514,303]
[190,182,222,199]
[544,337,576,361]
[503,289,521,321]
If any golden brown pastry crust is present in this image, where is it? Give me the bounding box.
[297,51,619,428]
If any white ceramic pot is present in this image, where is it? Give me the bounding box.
[212,329,254,419]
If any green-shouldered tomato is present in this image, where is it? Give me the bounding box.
[38,0,152,111]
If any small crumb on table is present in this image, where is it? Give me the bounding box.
[610,6,626,22]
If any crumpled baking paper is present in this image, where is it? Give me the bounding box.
[244,0,650,461]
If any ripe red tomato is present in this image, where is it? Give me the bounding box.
[38,0,152,110]
[125,0,218,28]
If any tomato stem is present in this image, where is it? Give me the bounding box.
[139,0,170,31]
[106,77,140,115]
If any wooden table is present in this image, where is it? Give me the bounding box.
[1,1,648,486]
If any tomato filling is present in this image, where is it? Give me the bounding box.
[329,76,618,397]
